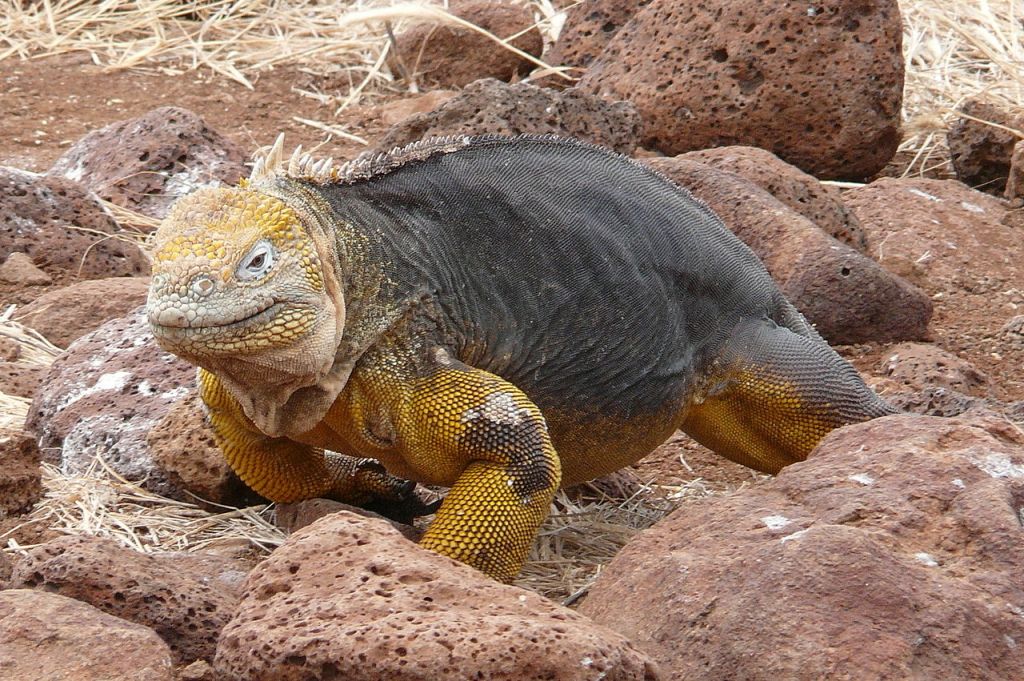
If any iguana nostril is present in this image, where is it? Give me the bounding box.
[192,276,215,297]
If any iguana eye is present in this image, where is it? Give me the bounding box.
[236,241,276,281]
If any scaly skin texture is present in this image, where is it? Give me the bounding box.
[147,135,896,582]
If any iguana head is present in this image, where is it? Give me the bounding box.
[147,183,344,388]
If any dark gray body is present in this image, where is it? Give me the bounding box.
[313,136,809,421]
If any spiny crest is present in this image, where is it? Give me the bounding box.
[247,133,475,187]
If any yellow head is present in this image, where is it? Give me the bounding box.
[147,185,344,385]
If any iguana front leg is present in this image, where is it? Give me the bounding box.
[197,368,414,504]
[381,357,562,583]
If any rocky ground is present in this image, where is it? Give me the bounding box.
[1,1,1022,679]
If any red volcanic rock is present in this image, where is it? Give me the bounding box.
[391,1,542,89]
[678,145,868,252]
[15,276,151,348]
[0,432,41,518]
[49,106,246,221]
[578,0,904,179]
[9,535,249,665]
[0,589,174,680]
[215,511,659,681]
[27,307,197,497]
[0,167,149,284]
[947,96,1022,194]
[374,78,641,156]
[546,0,651,71]
[582,413,1024,679]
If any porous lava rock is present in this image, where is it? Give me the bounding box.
[9,535,249,665]
[843,178,1023,399]
[376,90,458,128]
[49,106,246,221]
[0,432,41,517]
[374,78,641,155]
[880,342,991,396]
[545,0,651,71]
[390,1,542,89]
[0,166,149,283]
[947,96,1022,194]
[646,157,931,344]
[0,589,175,681]
[1006,139,1024,201]
[274,497,422,541]
[0,336,20,361]
[27,306,196,496]
[0,252,51,285]
[0,362,46,399]
[15,276,151,348]
[578,0,904,179]
[581,413,1024,679]
[215,512,660,681]
[146,392,257,507]
[678,145,868,251]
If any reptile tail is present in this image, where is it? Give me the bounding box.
[680,316,896,474]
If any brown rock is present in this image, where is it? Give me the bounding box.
[0,167,150,283]
[0,252,52,285]
[215,512,659,681]
[947,96,1022,194]
[843,178,1020,294]
[1006,139,1024,200]
[0,361,46,399]
[0,432,41,518]
[49,107,246,221]
[9,535,248,665]
[647,157,931,343]
[0,551,11,588]
[678,145,868,251]
[0,336,20,361]
[886,386,991,418]
[578,0,904,179]
[374,78,641,155]
[377,90,458,128]
[15,276,151,348]
[179,660,217,681]
[582,413,1024,679]
[0,589,174,680]
[27,306,197,497]
[275,497,422,542]
[880,342,991,396]
[391,1,542,89]
[546,0,651,71]
[146,392,256,507]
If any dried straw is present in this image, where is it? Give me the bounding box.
[3,458,286,555]
[515,481,717,603]
[0,1,565,94]
[899,0,1024,177]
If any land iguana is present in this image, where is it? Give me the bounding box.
[147,134,896,582]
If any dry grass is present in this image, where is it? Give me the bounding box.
[0,1,565,97]
[2,459,285,555]
[0,310,61,438]
[899,0,1024,177]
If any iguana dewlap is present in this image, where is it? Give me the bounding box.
[147,135,895,582]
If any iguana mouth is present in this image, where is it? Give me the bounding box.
[148,300,285,332]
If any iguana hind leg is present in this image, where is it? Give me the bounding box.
[681,318,896,474]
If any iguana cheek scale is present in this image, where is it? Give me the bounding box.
[147,134,896,582]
